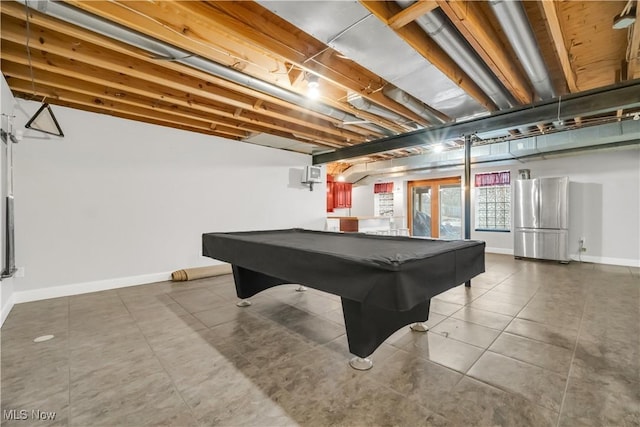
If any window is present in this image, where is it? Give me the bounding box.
[374,182,394,216]
[475,171,511,232]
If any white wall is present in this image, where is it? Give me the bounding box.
[352,148,640,266]
[1,75,16,325]
[9,98,325,301]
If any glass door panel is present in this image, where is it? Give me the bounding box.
[411,186,431,237]
[439,185,462,239]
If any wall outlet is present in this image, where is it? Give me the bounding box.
[15,267,25,278]
[580,247,587,252]
[579,236,586,246]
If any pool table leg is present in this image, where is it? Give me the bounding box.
[465,280,471,287]
[236,300,252,307]
[410,322,429,332]
[341,298,431,370]
[295,285,308,292]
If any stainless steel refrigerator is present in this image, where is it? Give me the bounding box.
[514,177,570,262]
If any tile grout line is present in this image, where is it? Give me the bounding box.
[554,288,588,427]
[455,268,549,395]
[446,269,523,389]
[117,290,203,427]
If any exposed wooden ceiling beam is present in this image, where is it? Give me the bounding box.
[538,0,578,92]
[0,45,368,147]
[1,63,356,144]
[388,1,438,30]
[8,78,251,139]
[0,17,369,146]
[64,0,431,129]
[628,1,640,79]
[1,2,388,139]
[359,1,497,112]
[436,0,533,104]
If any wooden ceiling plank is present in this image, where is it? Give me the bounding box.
[628,1,640,79]
[360,1,498,112]
[81,0,433,128]
[1,2,381,137]
[0,51,350,147]
[538,0,578,92]
[0,19,368,144]
[62,0,290,87]
[1,63,253,137]
[11,88,245,140]
[435,0,533,104]
[388,1,439,30]
[6,77,251,138]
[8,78,344,148]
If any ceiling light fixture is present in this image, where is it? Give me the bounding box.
[613,2,636,29]
[306,74,320,100]
[432,144,444,153]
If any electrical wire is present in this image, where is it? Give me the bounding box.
[24,0,37,99]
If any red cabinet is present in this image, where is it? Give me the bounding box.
[326,176,352,212]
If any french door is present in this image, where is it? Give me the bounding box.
[407,177,462,239]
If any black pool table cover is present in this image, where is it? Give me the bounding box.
[202,228,485,312]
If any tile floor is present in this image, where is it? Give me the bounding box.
[1,254,638,426]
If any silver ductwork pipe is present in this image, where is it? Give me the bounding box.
[489,0,555,100]
[20,0,391,136]
[382,85,447,125]
[395,1,516,110]
[347,93,419,129]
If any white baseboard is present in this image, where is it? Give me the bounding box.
[12,271,173,304]
[1,291,15,327]
[570,254,640,268]
[484,247,514,255]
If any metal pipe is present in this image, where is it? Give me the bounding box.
[396,1,516,110]
[489,0,555,100]
[382,85,447,124]
[20,0,390,135]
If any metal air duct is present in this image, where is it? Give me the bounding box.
[382,85,447,125]
[19,0,390,136]
[489,0,556,100]
[395,1,516,110]
[347,93,419,130]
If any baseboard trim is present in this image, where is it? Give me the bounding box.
[484,247,514,255]
[12,271,173,304]
[1,291,15,327]
[570,254,640,268]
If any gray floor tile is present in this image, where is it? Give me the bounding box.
[468,351,567,412]
[418,377,558,427]
[451,306,513,330]
[489,332,574,375]
[397,331,484,373]
[3,255,639,426]
[430,317,501,348]
[504,317,579,350]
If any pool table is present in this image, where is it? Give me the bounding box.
[202,229,485,369]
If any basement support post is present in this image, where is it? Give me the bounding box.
[464,134,472,287]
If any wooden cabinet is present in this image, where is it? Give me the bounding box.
[333,182,352,209]
[326,176,352,212]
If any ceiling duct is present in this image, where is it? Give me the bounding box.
[347,93,419,131]
[489,0,556,100]
[396,1,516,110]
[382,85,447,125]
[19,0,391,137]
[340,119,640,183]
